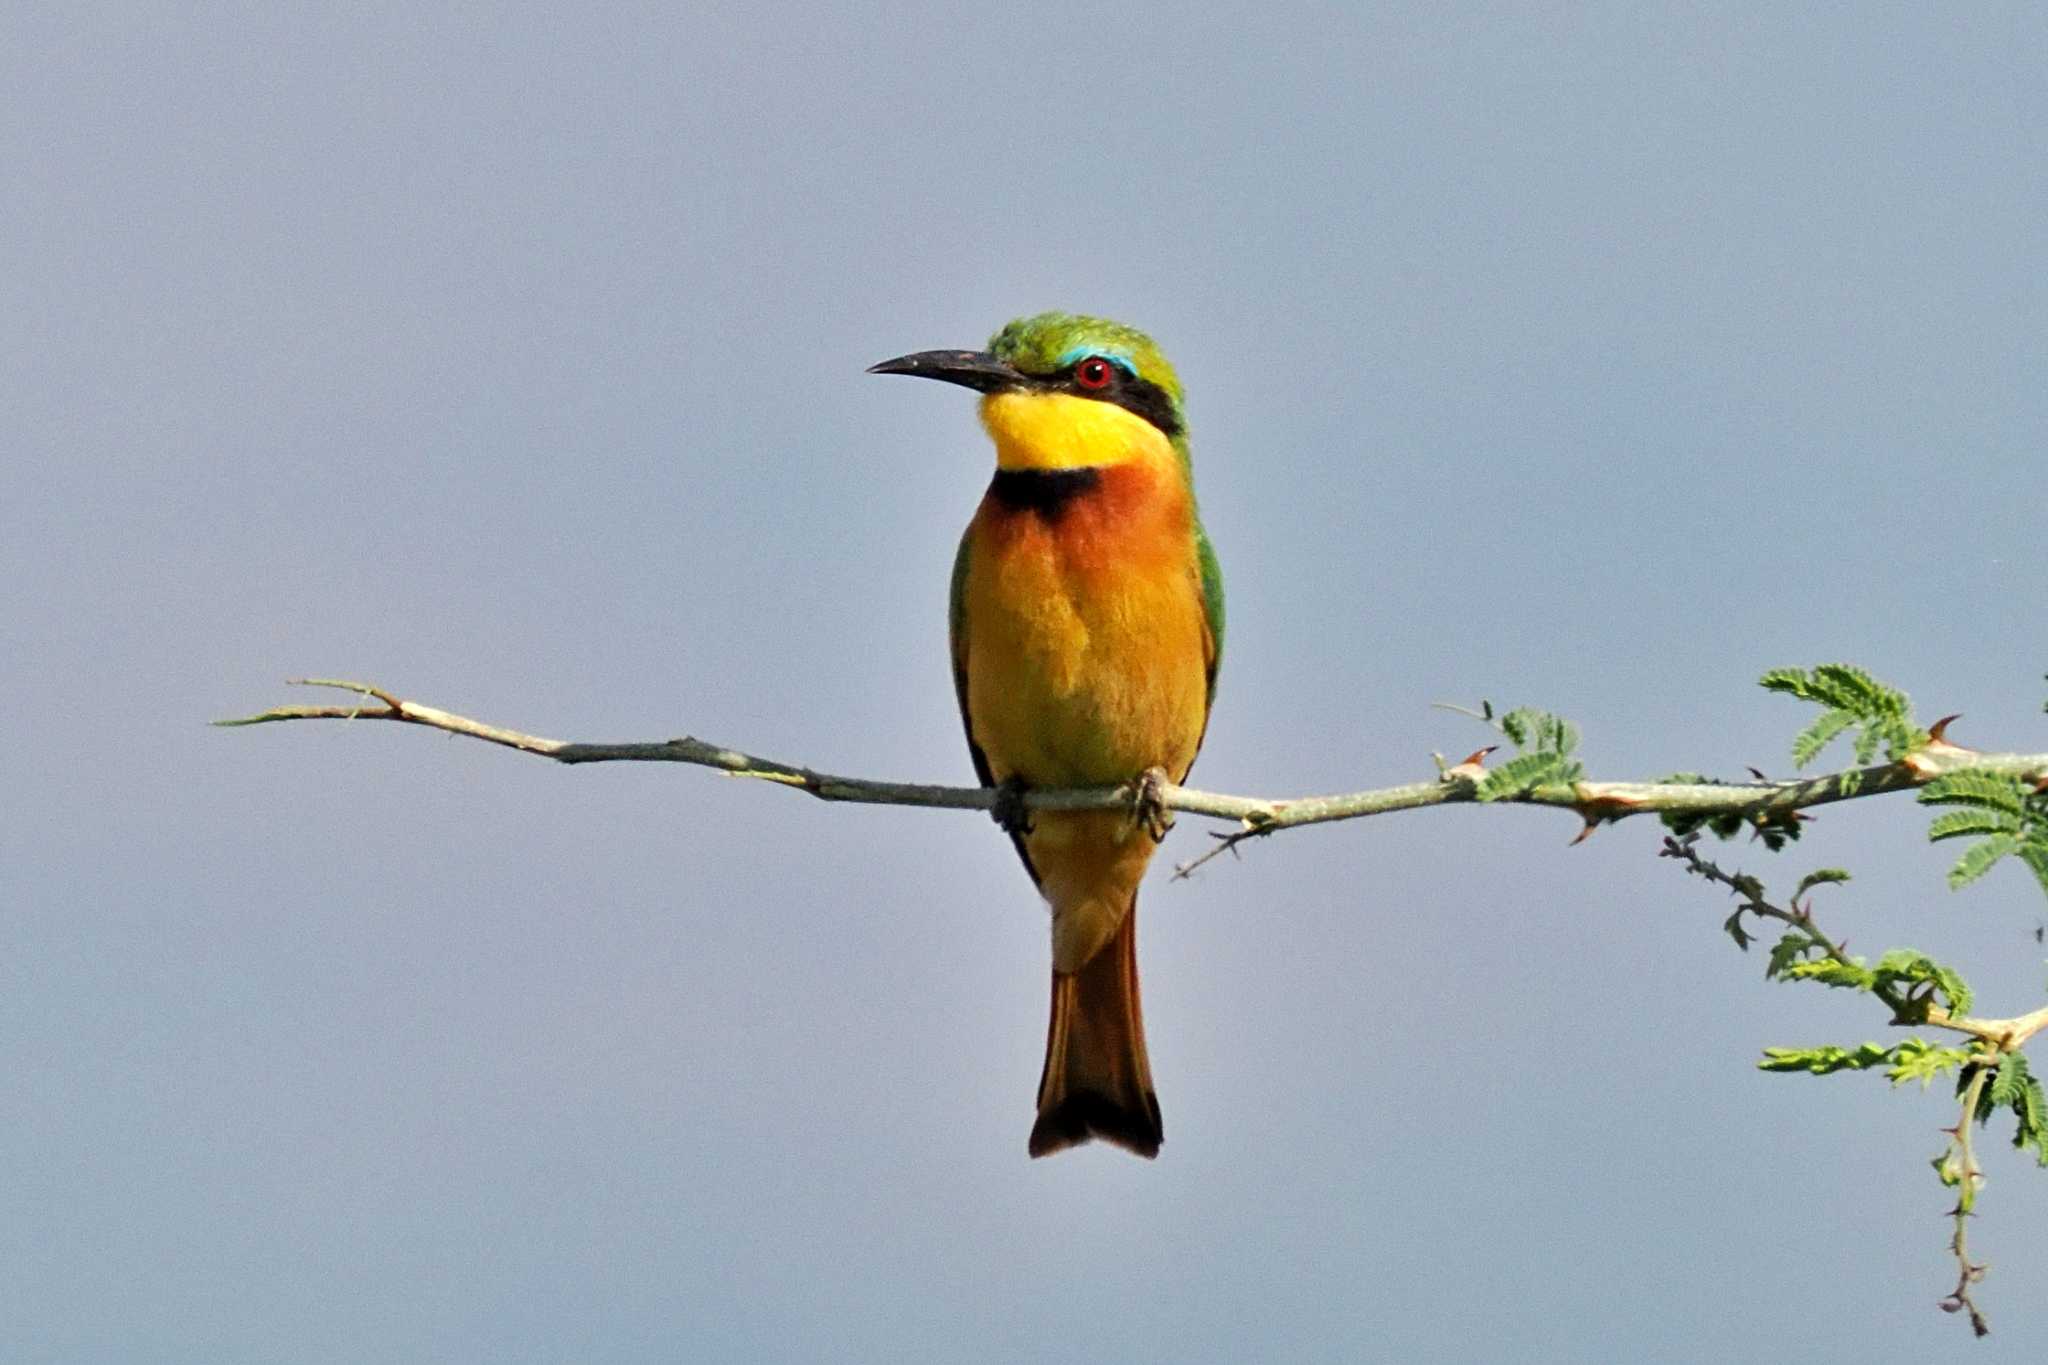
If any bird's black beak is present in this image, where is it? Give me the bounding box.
[866,349,1024,394]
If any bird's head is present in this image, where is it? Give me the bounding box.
[870,313,1188,473]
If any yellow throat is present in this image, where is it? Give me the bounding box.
[978,391,1176,473]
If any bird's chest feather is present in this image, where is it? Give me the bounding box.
[961,465,1209,786]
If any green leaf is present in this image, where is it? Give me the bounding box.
[1989,1050,2029,1108]
[1948,833,2022,889]
[1922,766,2048,904]
[1765,930,1819,980]
[1853,717,1914,766]
[1870,948,1973,1016]
[1498,708,1530,748]
[1496,707,1578,756]
[1474,751,1581,801]
[1755,812,1806,850]
[1760,663,1925,767]
[1960,1061,2003,1124]
[1885,1038,1974,1089]
[1667,802,1754,841]
[2021,844,2048,901]
[1782,958,1877,992]
[1919,769,2028,816]
[1723,908,1753,951]
[1926,809,2022,842]
[1758,667,1816,699]
[1992,1053,2048,1164]
[1790,709,1857,769]
[1810,663,1878,699]
[1793,867,1851,899]
[1758,1042,1893,1075]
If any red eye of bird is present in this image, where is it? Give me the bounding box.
[1074,356,1115,390]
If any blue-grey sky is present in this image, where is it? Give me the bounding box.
[8,4,2048,1360]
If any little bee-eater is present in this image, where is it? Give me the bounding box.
[871,313,1222,1158]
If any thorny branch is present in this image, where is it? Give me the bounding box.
[1659,834,2048,1049]
[231,677,2048,1335]
[1661,832,2048,1337]
[1942,1065,1994,1337]
[221,680,2048,879]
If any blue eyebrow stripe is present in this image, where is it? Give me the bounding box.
[1055,346,1137,376]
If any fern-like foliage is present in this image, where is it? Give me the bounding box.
[1794,867,1853,899]
[1870,947,1974,1019]
[1760,664,1929,774]
[1759,1040,1894,1074]
[1771,946,1971,1017]
[1473,706,1584,801]
[1918,769,2048,897]
[1759,1037,1974,1087]
[1980,1052,2048,1166]
[1889,1038,1978,1089]
[1670,675,2048,1332]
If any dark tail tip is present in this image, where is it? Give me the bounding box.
[1028,1090,1162,1160]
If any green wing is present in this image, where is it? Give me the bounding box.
[1196,521,1225,705]
[1181,521,1225,772]
[947,531,994,787]
[951,530,1041,885]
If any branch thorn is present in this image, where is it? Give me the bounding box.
[1441,746,1496,784]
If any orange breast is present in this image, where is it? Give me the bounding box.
[960,460,1211,789]
[959,459,1213,971]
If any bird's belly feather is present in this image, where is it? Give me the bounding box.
[957,464,1212,971]
[963,515,1207,788]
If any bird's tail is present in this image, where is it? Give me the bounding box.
[1029,895,1162,1159]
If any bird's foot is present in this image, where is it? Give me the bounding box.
[990,776,1034,836]
[1128,766,1175,843]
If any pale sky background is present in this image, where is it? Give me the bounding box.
[7,4,2048,1360]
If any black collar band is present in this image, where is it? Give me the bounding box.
[988,466,1102,517]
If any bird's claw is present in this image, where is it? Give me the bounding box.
[1129,766,1175,843]
[990,777,1034,836]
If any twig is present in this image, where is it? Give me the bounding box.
[222,680,2048,857]
[1939,1063,1993,1337]
[231,677,2047,1333]
[1173,823,1274,879]
[1659,835,2048,1047]
[1661,831,2048,1338]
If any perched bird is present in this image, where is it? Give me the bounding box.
[870,313,1222,1158]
